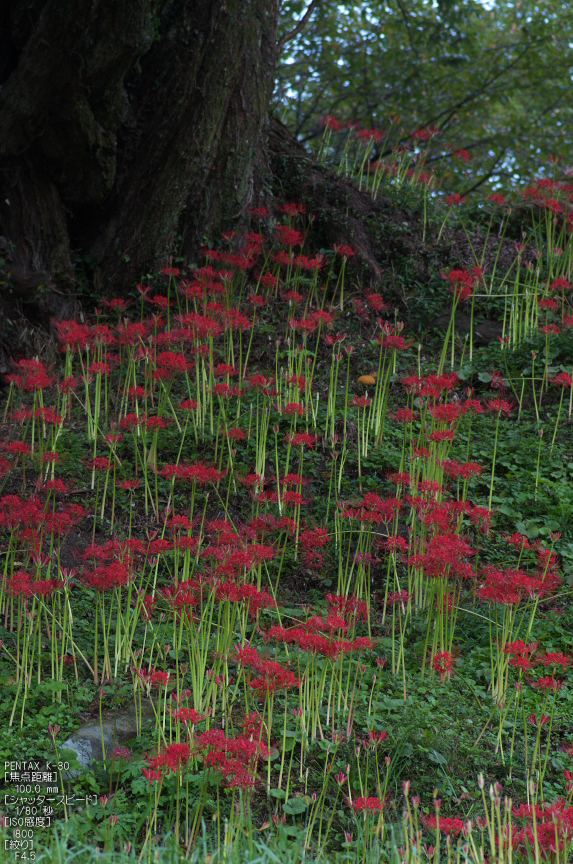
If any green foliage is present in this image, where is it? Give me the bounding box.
[276,0,573,193]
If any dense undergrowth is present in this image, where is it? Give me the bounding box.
[0,132,573,863]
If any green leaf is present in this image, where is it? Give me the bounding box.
[283,796,311,815]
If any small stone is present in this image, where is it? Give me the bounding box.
[60,699,156,778]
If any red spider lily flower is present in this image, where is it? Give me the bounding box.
[321,115,343,131]
[256,272,277,290]
[512,799,573,854]
[3,441,32,456]
[276,225,304,247]
[271,252,294,267]
[334,244,356,258]
[119,413,142,431]
[412,125,440,141]
[150,294,171,309]
[88,361,112,376]
[486,398,513,416]
[226,427,246,441]
[171,707,206,725]
[179,399,198,411]
[428,404,467,425]
[422,815,465,835]
[289,316,317,333]
[365,293,388,311]
[286,375,307,392]
[342,494,402,526]
[250,206,269,218]
[160,462,225,485]
[428,430,456,443]
[90,324,116,345]
[149,670,170,688]
[351,796,384,812]
[81,562,132,592]
[7,359,55,391]
[504,641,537,657]
[377,333,414,350]
[510,655,533,670]
[387,590,411,607]
[294,254,324,271]
[289,433,316,449]
[282,402,305,417]
[250,374,275,391]
[87,457,111,471]
[550,373,573,388]
[445,193,465,207]
[35,408,64,427]
[146,742,190,776]
[385,535,409,553]
[281,490,308,506]
[306,614,348,633]
[452,149,472,162]
[196,729,269,789]
[528,713,550,727]
[282,290,304,304]
[488,193,507,207]
[432,652,455,675]
[212,382,233,398]
[148,538,173,556]
[57,375,79,394]
[52,319,93,351]
[281,473,309,486]
[142,416,170,431]
[533,676,563,691]
[142,768,163,785]
[214,363,237,377]
[311,309,333,327]
[101,297,128,313]
[391,409,417,425]
[540,652,572,669]
[325,593,367,620]
[104,432,123,446]
[549,277,572,292]
[281,202,305,217]
[538,297,558,311]
[156,350,192,373]
[240,712,266,740]
[237,473,264,489]
[356,128,385,143]
[504,533,531,550]
[440,459,483,480]
[441,268,475,300]
[118,479,140,491]
[41,479,69,494]
[235,645,299,694]
[349,396,372,408]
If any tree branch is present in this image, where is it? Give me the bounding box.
[276,0,321,57]
[460,149,508,196]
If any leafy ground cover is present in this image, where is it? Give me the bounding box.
[0,143,573,863]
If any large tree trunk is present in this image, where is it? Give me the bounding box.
[0,0,280,307]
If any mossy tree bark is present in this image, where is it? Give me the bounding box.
[0,0,280,307]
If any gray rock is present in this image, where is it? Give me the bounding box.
[61,698,156,778]
[433,309,503,346]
